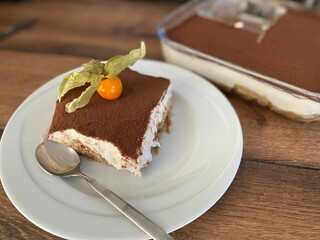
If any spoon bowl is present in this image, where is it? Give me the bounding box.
[35,140,172,240]
[36,140,80,176]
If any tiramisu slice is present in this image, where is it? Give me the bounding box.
[48,68,172,176]
[47,43,172,176]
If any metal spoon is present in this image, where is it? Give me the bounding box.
[35,140,173,240]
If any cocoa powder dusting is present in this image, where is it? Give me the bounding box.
[49,69,170,160]
[166,11,320,93]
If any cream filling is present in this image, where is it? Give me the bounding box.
[49,84,172,176]
[161,41,320,119]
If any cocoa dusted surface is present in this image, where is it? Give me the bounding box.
[49,68,170,160]
[166,11,320,93]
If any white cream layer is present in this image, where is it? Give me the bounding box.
[49,84,172,176]
[161,41,320,120]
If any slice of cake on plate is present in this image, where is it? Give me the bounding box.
[47,43,172,176]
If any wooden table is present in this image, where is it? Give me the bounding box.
[0,1,319,239]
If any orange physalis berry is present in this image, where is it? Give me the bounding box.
[96,76,123,100]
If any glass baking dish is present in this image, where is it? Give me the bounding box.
[157,0,320,121]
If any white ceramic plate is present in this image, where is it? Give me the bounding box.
[0,60,242,240]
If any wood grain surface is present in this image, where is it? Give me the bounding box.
[0,0,319,239]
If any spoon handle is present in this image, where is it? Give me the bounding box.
[78,172,173,240]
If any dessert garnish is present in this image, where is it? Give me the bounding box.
[58,42,146,113]
[96,76,123,100]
